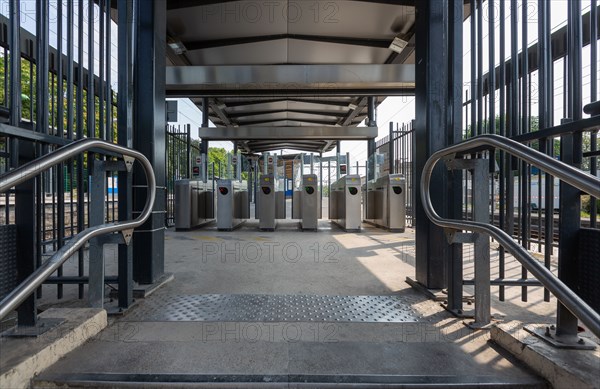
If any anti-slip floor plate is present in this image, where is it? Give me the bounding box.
[123,294,423,323]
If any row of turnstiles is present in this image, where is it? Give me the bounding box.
[175,174,406,232]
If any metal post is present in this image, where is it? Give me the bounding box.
[555,1,583,340]
[89,161,106,308]
[346,152,350,176]
[117,0,134,308]
[319,152,323,214]
[472,160,490,326]
[446,0,464,312]
[236,151,242,181]
[328,159,331,217]
[367,97,376,180]
[414,0,452,289]
[557,132,581,342]
[336,142,341,180]
[389,122,394,174]
[15,141,37,326]
[132,0,167,284]
[590,0,598,227]
[9,0,21,127]
[201,97,209,182]
[263,153,268,174]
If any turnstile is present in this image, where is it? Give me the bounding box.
[258,174,276,230]
[300,174,319,230]
[329,174,362,232]
[217,179,248,230]
[175,180,215,230]
[363,174,406,232]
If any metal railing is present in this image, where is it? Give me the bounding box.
[0,138,156,320]
[420,134,600,339]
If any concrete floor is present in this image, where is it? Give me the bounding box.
[32,221,551,387]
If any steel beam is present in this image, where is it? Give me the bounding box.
[183,34,393,51]
[167,0,415,10]
[210,98,232,125]
[230,118,339,126]
[196,126,377,141]
[166,65,415,92]
[168,88,415,98]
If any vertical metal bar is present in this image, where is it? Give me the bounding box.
[447,0,464,313]
[555,0,583,341]
[470,0,477,138]
[9,0,21,126]
[186,124,192,178]
[320,153,323,216]
[473,159,491,326]
[10,0,36,326]
[327,159,331,218]
[99,0,105,141]
[488,0,495,136]
[590,0,598,228]
[476,0,483,136]
[15,142,37,326]
[55,0,65,299]
[76,0,85,299]
[36,0,49,135]
[389,122,394,174]
[88,0,95,139]
[465,90,469,139]
[498,0,506,301]
[106,0,113,143]
[132,0,167,284]
[507,0,518,256]
[66,0,75,245]
[87,0,96,254]
[89,161,106,308]
[414,0,451,289]
[36,0,51,299]
[67,0,74,141]
[520,0,530,301]
[538,0,552,302]
[117,0,134,308]
[557,132,581,340]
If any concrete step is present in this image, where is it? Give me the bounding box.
[31,318,547,388]
[0,308,107,389]
[33,372,547,388]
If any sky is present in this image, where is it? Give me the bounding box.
[2,0,597,166]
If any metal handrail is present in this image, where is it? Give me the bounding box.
[0,138,156,320]
[420,134,600,338]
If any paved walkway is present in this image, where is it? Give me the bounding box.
[34,221,550,387]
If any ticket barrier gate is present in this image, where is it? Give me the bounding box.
[174,180,215,230]
[258,174,276,231]
[329,174,362,232]
[300,174,319,230]
[217,179,248,230]
[363,174,406,232]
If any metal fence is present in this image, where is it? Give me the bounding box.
[165,124,201,227]
[376,121,415,227]
[460,0,599,308]
[0,0,129,325]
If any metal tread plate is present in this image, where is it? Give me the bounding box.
[123,294,423,323]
